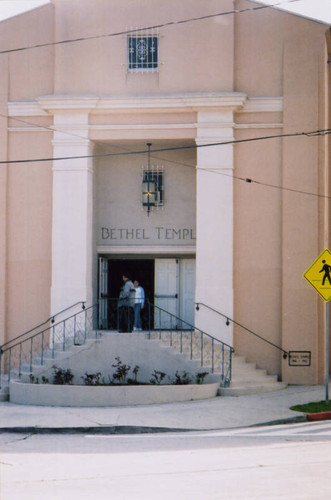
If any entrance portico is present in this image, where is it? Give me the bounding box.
[40,92,247,343]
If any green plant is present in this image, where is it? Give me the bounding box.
[290,400,331,414]
[112,357,131,384]
[52,365,74,385]
[196,371,209,385]
[132,365,140,382]
[81,372,102,386]
[127,365,140,385]
[29,374,39,384]
[41,376,49,384]
[173,370,192,385]
[150,370,166,385]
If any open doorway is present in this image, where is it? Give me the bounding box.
[99,258,154,330]
[98,257,195,330]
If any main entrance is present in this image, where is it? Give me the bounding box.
[98,257,195,330]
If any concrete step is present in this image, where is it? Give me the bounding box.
[0,386,9,402]
[221,355,287,396]
[219,382,288,396]
[230,373,278,385]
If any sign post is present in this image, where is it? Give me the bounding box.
[326,302,329,401]
[304,248,331,401]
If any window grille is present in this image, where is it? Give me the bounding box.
[128,28,159,72]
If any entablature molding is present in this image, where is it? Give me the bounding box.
[7,95,283,136]
[8,94,283,118]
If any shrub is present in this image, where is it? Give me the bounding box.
[52,365,74,385]
[173,370,192,385]
[150,370,167,385]
[196,372,209,384]
[112,357,131,384]
[81,372,102,386]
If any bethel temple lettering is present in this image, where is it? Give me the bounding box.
[101,227,196,241]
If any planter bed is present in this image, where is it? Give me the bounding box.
[9,380,220,407]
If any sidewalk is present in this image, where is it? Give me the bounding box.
[0,385,327,433]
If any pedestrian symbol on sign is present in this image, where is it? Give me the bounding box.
[319,260,331,286]
[304,249,331,302]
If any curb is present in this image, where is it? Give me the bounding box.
[0,416,308,435]
[307,411,331,422]
[0,425,196,435]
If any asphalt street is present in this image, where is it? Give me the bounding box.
[1,421,331,499]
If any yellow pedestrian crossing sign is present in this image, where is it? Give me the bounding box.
[304,249,331,302]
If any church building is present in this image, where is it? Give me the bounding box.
[0,0,330,387]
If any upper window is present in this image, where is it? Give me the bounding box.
[128,35,158,72]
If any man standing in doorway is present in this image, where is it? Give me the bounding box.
[133,280,145,331]
[118,273,135,332]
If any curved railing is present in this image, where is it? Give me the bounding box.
[1,299,235,389]
[0,302,96,387]
[195,302,289,359]
[146,301,234,386]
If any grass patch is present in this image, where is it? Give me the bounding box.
[290,400,331,414]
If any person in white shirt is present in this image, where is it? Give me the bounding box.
[133,280,145,331]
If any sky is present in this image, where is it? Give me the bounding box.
[0,0,329,25]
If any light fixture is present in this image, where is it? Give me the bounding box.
[142,143,157,215]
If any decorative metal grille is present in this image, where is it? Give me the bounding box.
[128,28,159,72]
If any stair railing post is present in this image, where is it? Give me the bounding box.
[201,332,203,367]
[63,320,66,351]
[74,315,77,345]
[170,315,173,347]
[41,331,44,366]
[148,301,151,338]
[52,324,55,359]
[19,344,22,379]
[211,339,214,373]
[221,345,224,383]
[84,307,87,342]
[0,349,2,389]
[8,349,11,383]
[30,337,33,373]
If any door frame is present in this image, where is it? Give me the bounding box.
[97,254,195,330]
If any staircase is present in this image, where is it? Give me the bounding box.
[219,355,287,396]
[151,332,287,396]
[0,302,234,401]
[0,301,288,401]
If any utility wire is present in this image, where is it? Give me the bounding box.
[2,112,330,200]
[1,127,329,165]
[0,0,302,55]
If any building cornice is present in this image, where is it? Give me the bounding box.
[8,94,283,117]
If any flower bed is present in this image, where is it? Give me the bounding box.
[9,380,220,407]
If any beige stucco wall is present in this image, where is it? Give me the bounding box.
[233,1,329,382]
[0,0,329,385]
[0,4,54,343]
[52,0,234,95]
[95,141,196,248]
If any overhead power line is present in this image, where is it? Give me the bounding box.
[0,0,302,55]
[2,112,330,199]
[1,127,329,165]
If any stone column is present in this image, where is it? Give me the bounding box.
[195,108,239,346]
[39,98,96,316]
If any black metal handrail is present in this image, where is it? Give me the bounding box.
[146,300,234,386]
[0,301,86,351]
[0,299,235,389]
[0,303,97,388]
[195,302,289,359]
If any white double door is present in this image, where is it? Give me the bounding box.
[154,258,195,329]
